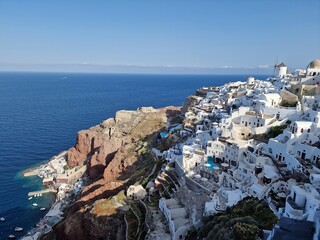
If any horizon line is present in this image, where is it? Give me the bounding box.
[0,62,283,75]
[0,70,273,77]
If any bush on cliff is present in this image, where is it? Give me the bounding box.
[233,222,261,240]
[198,197,278,240]
[264,125,287,139]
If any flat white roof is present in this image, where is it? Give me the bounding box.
[170,208,187,219]
[173,217,190,230]
[164,198,180,208]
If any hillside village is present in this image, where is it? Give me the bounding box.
[154,59,320,239]
[20,59,320,240]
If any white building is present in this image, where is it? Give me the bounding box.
[247,76,255,85]
[127,185,147,200]
[289,121,313,136]
[284,184,320,221]
[159,198,190,240]
[295,59,320,85]
[254,93,282,109]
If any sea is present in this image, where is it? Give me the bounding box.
[0,72,269,239]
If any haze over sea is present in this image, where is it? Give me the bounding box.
[0,72,268,239]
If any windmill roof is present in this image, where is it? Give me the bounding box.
[277,63,287,67]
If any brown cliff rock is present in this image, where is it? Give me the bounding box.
[54,106,181,240]
[54,204,125,240]
[67,130,94,167]
[66,106,180,179]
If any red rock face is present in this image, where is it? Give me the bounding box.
[54,106,182,240]
[66,106,181,179]
[66,125,122,178]
[67,130,94,167]
[87,136,121,179]
[54,209,125,240]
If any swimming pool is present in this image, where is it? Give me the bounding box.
[160,131,168,138]
[207,156,217,170]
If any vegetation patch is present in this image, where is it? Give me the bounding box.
[263,125,288,139]
[197,197,278,240]
[91,191,126,216]
[280,100,298,108]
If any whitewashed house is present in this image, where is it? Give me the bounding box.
[284,184,320,222]
[159,198,190,240]
[127,185,147,200]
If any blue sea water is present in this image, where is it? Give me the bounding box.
[0,72,269,239]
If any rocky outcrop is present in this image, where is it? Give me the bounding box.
[280,89,299,105]
[67,130,94,167]
[54,106,181,240]
[55,204,126,240]
[66,106,179,179]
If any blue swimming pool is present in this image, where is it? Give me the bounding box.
[160,131,168,138]
[207,156,216,170]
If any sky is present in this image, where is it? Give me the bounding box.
[0,0,319,74]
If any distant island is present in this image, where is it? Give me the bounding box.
[21,59,320,240]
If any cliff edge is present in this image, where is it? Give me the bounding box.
[51,106,180,240]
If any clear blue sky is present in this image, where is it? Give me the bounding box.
[0,0,319,73]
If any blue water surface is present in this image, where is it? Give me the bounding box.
[0,72,269,239]
[207,156,217,170]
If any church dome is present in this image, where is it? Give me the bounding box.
[308,59,320,69]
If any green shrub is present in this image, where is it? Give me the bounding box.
[233,222,261,240]
[198,198,278,239]
[264,125,287,139]
[281,100,297,107]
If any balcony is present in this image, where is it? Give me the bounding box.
[285,196,305,219]
[287,197,304,210]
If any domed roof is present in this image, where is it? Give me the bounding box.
[308,59,320,69]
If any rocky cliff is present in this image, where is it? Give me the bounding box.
[52,106,181,240]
